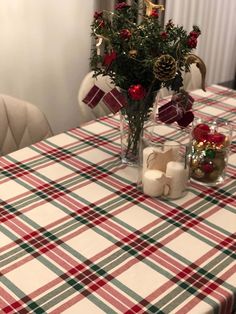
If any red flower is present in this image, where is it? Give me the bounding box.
[190,31,200,38]
[160,31,168,39]
[128,84,146,101]
[115,2,130,10]
[150,9,159,18]
[120,29,131,40]
[187,36,198,48]
[103,51,117,66]
[94,11,103,20]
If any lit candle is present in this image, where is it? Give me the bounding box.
[142,169,166,197]
[166,161,189,199]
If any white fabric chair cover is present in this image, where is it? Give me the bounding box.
[158,64,203,98]
[77,71,114,125]
[0,94,52,156]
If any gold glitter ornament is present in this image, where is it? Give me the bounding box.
[191,159,199,168]
[194,168,205,178]
[195,141,205,150]
[190,157,199,168]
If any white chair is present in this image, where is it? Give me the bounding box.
[77,71,114,125]
[158,63,204,98]
[0,94,53,156]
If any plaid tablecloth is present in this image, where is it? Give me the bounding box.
[1,85,236,314]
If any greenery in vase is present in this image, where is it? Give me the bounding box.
[90,1,204,158]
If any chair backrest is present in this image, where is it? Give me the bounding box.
[158,64,203,98]
[77,71,114,125]
[0,94,53,156]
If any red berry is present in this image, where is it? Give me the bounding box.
[193,123,210,142]
[128,84,146,101]
[150,9,159,18]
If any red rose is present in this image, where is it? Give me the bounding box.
[160,31,168,39]
[120,29,131,40]
[115,2,130,10]
[187,36,198,48]
[150,9,159,18]
[190,31,200,38]
[94,11,103,20]
[103,51,117,66]
[128,84,146,101]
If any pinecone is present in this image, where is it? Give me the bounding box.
[153,54,177,81]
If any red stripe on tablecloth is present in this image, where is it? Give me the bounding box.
[2,218,33,238]
[175,274,235,314]
[0,287,22,310]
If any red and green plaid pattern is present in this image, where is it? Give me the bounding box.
[1,85,235,314]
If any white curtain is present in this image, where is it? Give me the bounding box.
[165,0,236,86]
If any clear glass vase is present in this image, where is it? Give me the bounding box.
[137,123,191,200]
[189,118,232,186]
[120,90,158,165]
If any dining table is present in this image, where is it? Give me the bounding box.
[1,84,236,314]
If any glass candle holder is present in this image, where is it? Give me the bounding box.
[189,118,232,186]
[137,123,191,200]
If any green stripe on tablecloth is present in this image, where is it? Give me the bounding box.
[2,277,45,313]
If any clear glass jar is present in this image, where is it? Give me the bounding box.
[137,123,191,200]
[189,118,232,186]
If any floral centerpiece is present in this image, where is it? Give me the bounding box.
[89,0,206,164]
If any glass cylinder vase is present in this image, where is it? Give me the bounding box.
[137,123,191,200]
[189,118,232,186]
[120,90,158,165]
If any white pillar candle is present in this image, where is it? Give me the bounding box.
[164,140,180,161]
[142,169,166,197]
[143,146,173,172]
[143,146,156,172]
[166,161,189,199]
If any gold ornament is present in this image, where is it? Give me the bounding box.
[190,158,199,169]
[153,54,177,81]
[144,0,164,16]
[195,141,205,150]
[194,168,205,179]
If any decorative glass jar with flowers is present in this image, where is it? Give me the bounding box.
[88,0,206,164]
